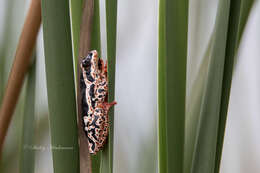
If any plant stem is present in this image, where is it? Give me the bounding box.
[0,0,41,157]
[77,0,94,173]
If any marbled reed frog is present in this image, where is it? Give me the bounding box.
[80,50,116,154]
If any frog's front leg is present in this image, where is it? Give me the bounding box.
[99,101,117,124]
[103,61,107,74]
[101,101,117,113]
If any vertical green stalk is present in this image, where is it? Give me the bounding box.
[19,57,36,173]
[213,1,241,172]
[69,0,83,84]
[214,0,255,172]
[238,0,255,42]
[158,0,167,172]
[165,0,188,172]
[100,0,117,173]
[186,1,254,173]
[41,0,79,172]
[158,0,188,173]
[190,0,255,172]
[191,0,231,172]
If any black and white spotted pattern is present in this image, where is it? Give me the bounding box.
[80,50,116,154]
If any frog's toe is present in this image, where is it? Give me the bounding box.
[104,61,108,73]
[102,101,117,111]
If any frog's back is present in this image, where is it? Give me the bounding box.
[86,107,109,154]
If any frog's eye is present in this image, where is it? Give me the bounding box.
[82,58,91,67]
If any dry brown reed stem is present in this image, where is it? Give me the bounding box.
[0,0,41,156]
[77,0,94,173]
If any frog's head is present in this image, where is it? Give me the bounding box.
[82,50,102,73]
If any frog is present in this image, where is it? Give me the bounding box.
[80,50,116,154]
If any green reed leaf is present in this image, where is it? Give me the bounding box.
[100,0,117,173]
[19,57,36,173]
[41,0,79,172]
[158,0,188,172]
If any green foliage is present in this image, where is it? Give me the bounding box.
[186,1,255,173]
[238,0,255,41]
[191,0,231,172]
[69,0,83,83]
[158,0,188,173]
[158,0,167,171]
[190,0,255,172]
[184,36,213,173]
[41,0,79,172]
[214,0,255,172]
[0,0,29,172]
[19,58,36,173]
[100,0,118,173]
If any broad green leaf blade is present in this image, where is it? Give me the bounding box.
[191,0,231,172]
[19,57,36,173]
[100,0,117,173]
[69,0,83,85]
[41,0,79,172]
[214,0,255,172]
[158,0,188,172]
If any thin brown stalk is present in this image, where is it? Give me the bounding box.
[0,0,41,156]
[77,0,94,173]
